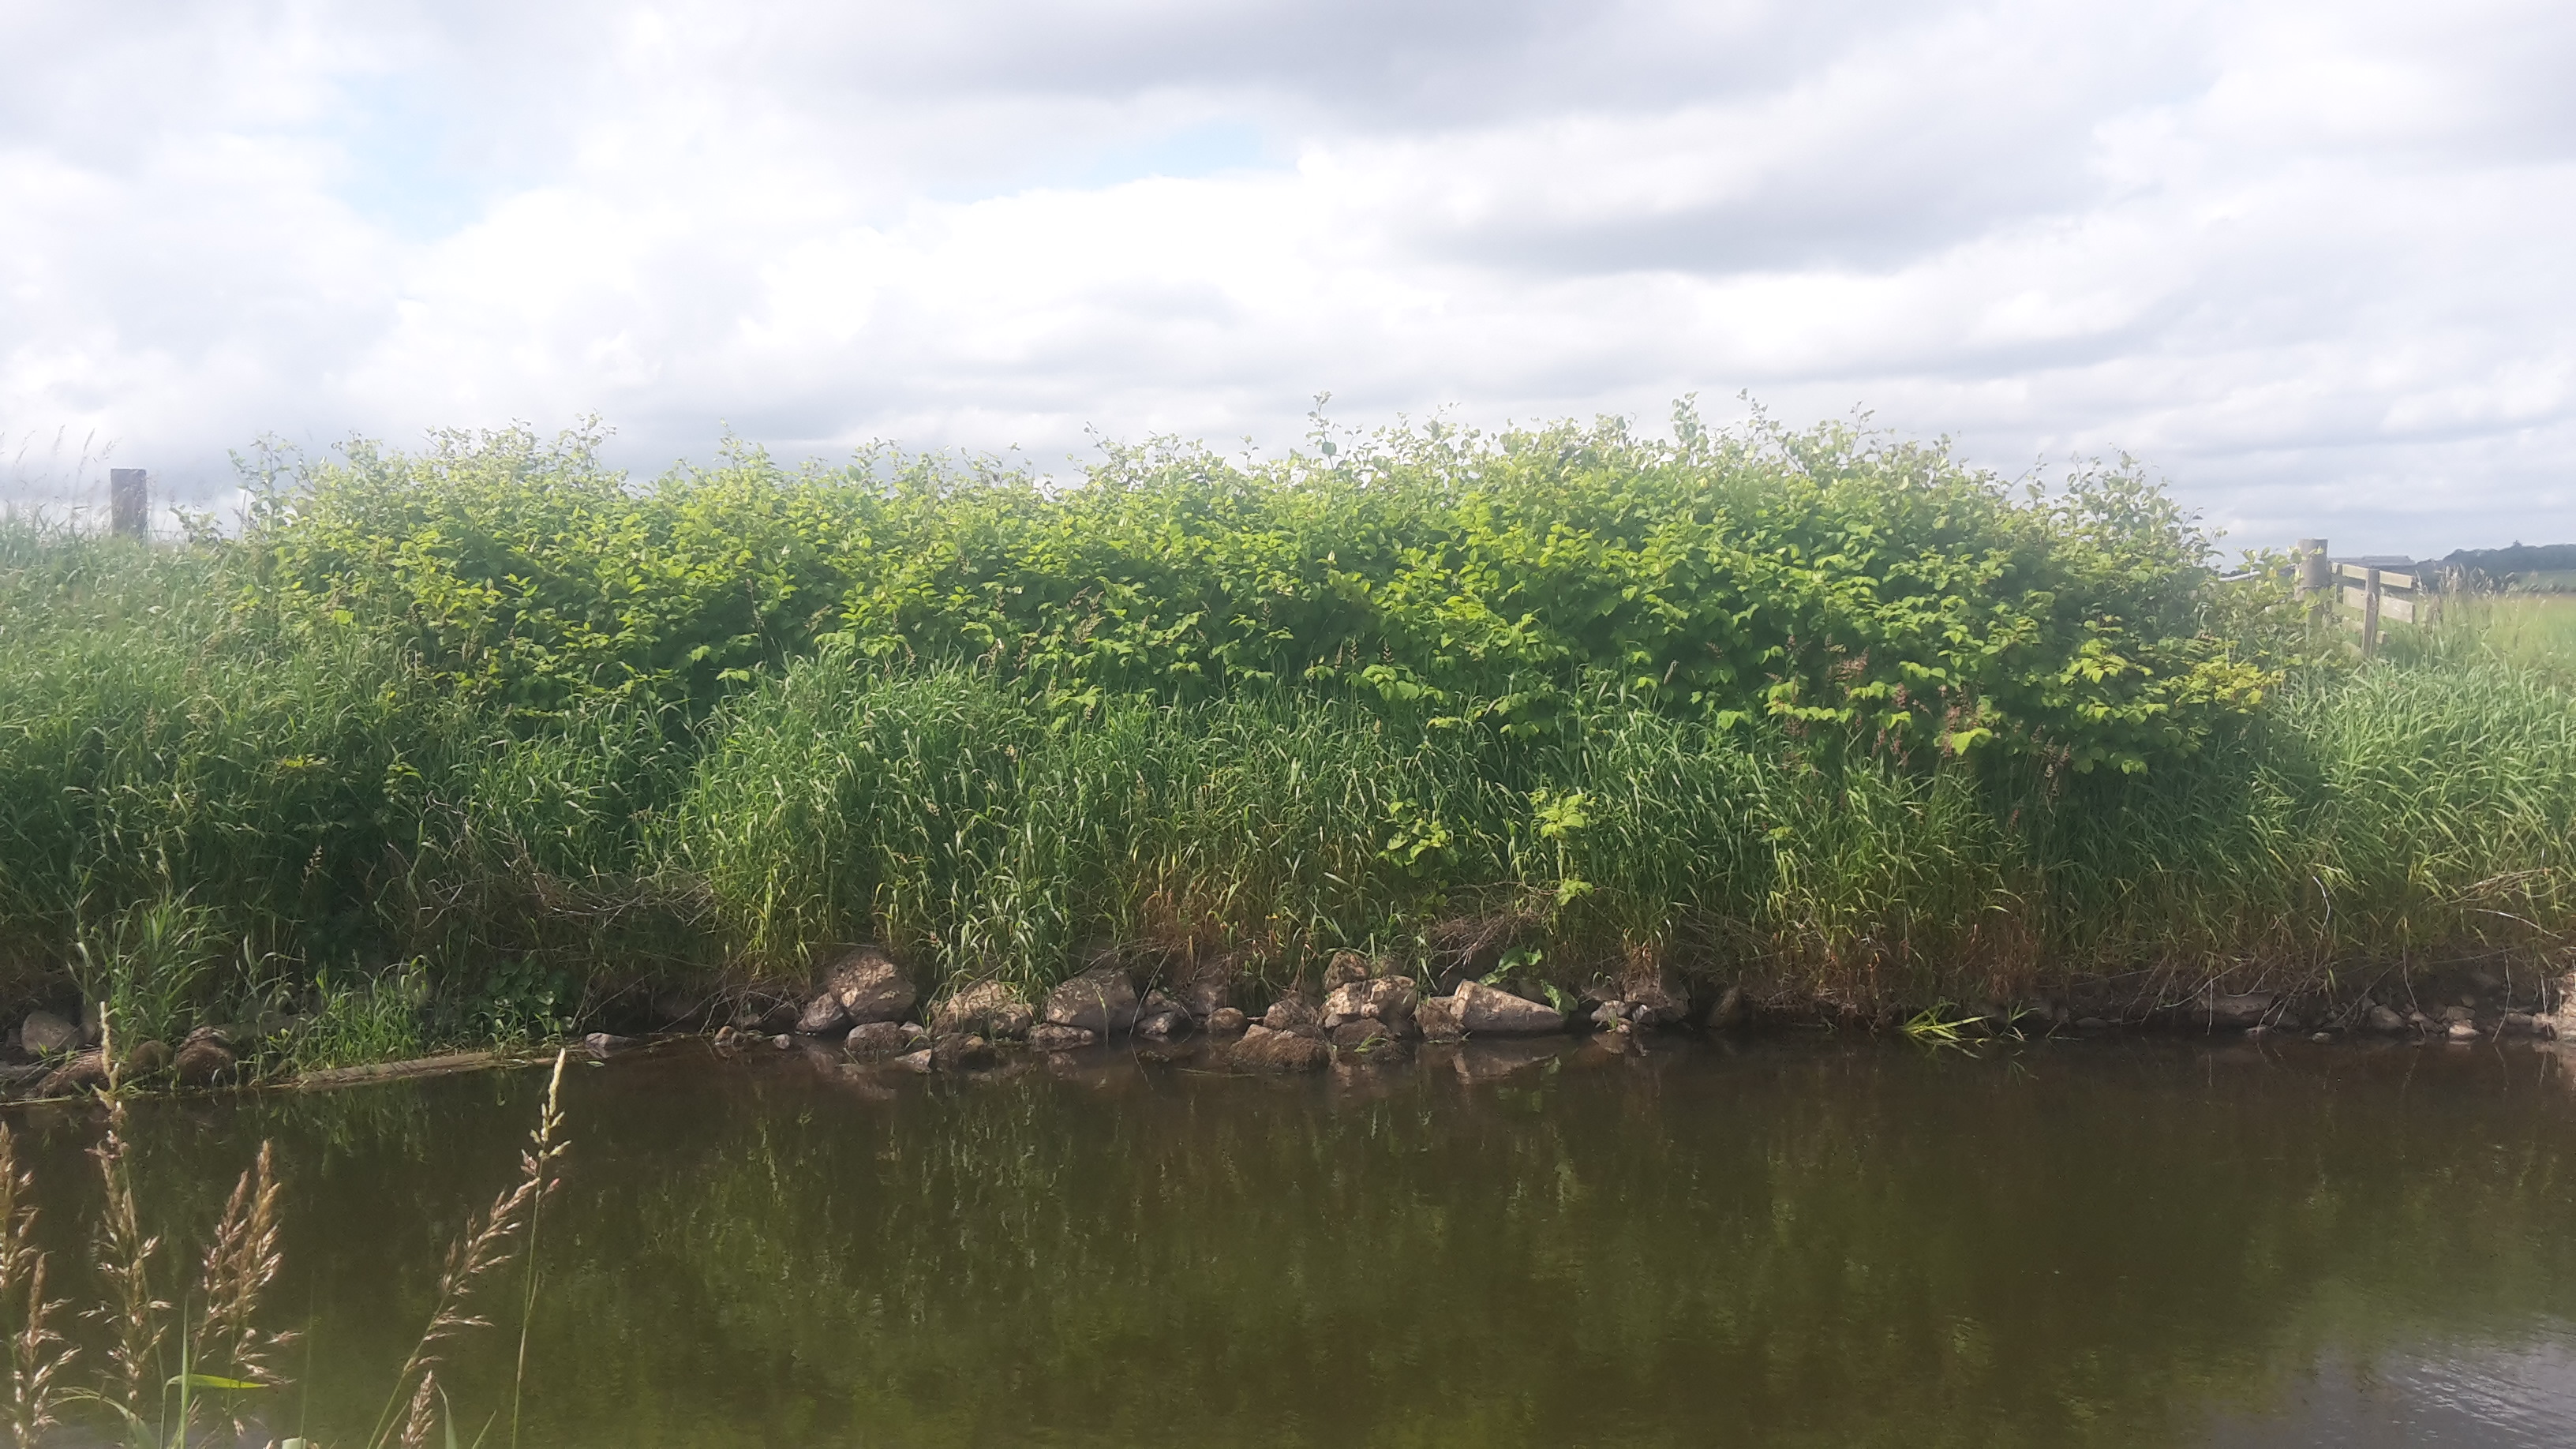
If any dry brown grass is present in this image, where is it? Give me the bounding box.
[370,1047,568,1449]
[0,1032,571,1446]
[0,1126,73,1444]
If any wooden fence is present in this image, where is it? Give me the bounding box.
[2293,539,2435,657]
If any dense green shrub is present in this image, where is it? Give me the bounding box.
[0,410,2566,1050]
[249,408,2282,773]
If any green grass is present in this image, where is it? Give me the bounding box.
[1,417,2572,1061]
[2430,593,2576,676]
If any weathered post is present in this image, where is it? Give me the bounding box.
[2361,567,2383,659]
[2294,539,2329,618]
[109,468,148,540]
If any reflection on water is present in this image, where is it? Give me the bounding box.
[11,1035,2576,1447]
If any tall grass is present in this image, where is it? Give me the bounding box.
[2,415,2574,1048]
[678,657,2576,1007]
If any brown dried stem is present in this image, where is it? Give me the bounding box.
[193,1140,296,1440]
[0,1127,74,1445]
[85,1108,166,1428]
[371,1049,570,1449]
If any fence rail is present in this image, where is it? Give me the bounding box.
[2293,539,2439,657]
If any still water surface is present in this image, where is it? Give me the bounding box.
[13,1035,2576,1447]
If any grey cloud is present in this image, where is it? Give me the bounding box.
[6,0,2576,561]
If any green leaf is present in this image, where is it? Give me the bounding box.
[168,1372,268,1391]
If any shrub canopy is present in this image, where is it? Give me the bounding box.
[251,406,2275,773]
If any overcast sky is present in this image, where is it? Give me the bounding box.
[4,0,2572,553]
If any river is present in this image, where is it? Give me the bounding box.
[9,1034,2574,1447]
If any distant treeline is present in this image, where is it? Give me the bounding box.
[2443,543,2576,590]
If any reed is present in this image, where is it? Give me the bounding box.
[371,1047,568,1449]
[84,1106,165,1429]
[0,1127,73,1444]
[0,1046,573,1445]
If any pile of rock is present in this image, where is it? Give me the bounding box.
[2352,981,2565,1045]
[9,1006,256,1095]
[742,947,1262,1073]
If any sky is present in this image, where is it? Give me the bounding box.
[2,0,2573,555]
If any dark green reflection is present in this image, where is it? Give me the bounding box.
[28,1039,2576,1447]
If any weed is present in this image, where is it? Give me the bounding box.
[0,1049,571,1445]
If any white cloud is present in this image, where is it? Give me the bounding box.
[2,0,2572,553]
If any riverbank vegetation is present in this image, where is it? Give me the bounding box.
[2,407,2571,1063]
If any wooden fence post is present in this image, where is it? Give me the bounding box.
[2295,538,2329,606]
[109,468,148,540]
[2361,567,2383,659]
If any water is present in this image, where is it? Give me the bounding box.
[12,1034,2576,1447]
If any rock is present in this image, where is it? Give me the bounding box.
[39,1050,108,1095]
[820,947,918,1026]
[1205,1006,1249,1035]
[795,992,852,1037]
[1321,976,1418,1034]
[2503,1011,2537,1035]
[1028,1024,1099,1052]
[1262,994,1320,1032]
[2364,1004,2406,1033]
[893,1049,935,1073]
[1221,1025,1329,1073]
[1451,980,1565,1035]
[19,1011,78,1057]
[1136,1009,1186,1039]
[172,1038,234,1087]
[80,1000,102,1045]
[733,998,798,1035]
[580,1032,635,1057]
[2202,991,2275,1030]
[2440,1003,2474,1024]
[1616,959,1690,1028]
[2446,1020,2481,1043]
[1321,950,1374,990]
[1043,966,1141,1035]
[1590,1001,1627,1032]
[845,1021,908,1057]
[932,981,1035,1039]
[930,1034,997,1071]
[1417,994,1465,1042]
[2546,975,2576,1039]
[1167,958,1237,1019]
[1704,986,1750,1033]
[770,1033,795,1050]
[1329,1017,1406,1050]
[2074,1017,2110,1032]
[124,1039,171,1076]
[2311,1031,2335,1043]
